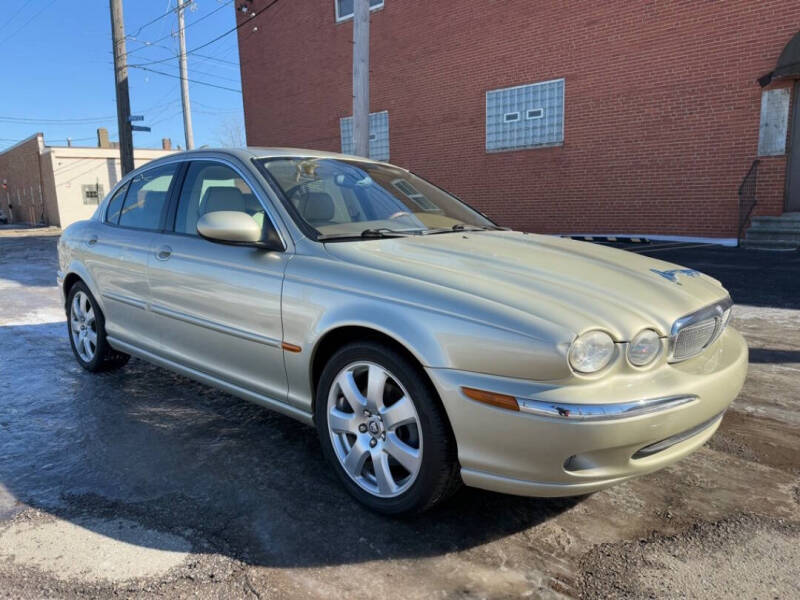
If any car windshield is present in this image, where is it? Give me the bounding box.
[255,157,496,239]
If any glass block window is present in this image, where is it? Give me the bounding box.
[391,179,440,212]
[485,78,564,152]
[340,110,389,161]
[335,0,383,23]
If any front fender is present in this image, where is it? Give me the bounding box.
[281,258,573,413]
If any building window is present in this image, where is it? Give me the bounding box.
[340,110,389,161]
[757,88,790,156]
[335,0,383,23]
[82,184,104,205]
[486,78,565,152]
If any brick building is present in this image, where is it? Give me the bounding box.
[0,131,173,228]
[238,1,800,244]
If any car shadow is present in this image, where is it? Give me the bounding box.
[0,321,580,568]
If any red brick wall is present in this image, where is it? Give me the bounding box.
[238,0,798,239]
[0,134,48,225]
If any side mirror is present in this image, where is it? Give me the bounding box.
[197,211,270,246]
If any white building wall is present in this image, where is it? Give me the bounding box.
[48,147,174,228]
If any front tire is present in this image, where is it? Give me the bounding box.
[66,282,130,372]
[315,341,460,515]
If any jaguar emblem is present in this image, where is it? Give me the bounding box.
[650,268,700,285]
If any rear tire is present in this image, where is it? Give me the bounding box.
[315,340,460,515]
[66,281,130,372]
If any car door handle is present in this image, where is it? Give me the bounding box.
[156,245,172,261]
[87,235,98,246]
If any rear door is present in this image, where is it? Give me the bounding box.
[89,162,181,353]
[147,158,290,403]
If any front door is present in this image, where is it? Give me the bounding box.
[147,159,289,403]
[787,81,800,211]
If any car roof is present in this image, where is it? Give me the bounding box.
[153,146,393,165]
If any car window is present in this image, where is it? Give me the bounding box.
[256,157,495,238]
[118,164,178,230]
[105,182,129,224]
[174,161,265,236]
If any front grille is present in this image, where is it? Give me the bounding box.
[669,297,732,362]
[673,318,717,361]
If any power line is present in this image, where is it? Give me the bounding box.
[181,65,241,83]
[129,65,242,93]
[0,0,57,48]
[0,115,118,124]
[0,0,36,37]
[0,97,181,135]
[123,0,234,59]
[129,0,280,68]
[192,52,239,66]
[123,0,183,42]
[193,99,242,112]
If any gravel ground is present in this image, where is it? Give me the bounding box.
[0,229,798,599]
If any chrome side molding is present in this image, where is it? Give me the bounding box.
[101,291,147,310]
[516,394,698,421]
[150,303,282,348]
[632,411,724,458]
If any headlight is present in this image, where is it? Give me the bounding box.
[627,329,661,366]
[568,330,615,373]
[720,307,732,328]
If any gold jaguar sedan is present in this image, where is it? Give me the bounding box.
[57,148,748,514]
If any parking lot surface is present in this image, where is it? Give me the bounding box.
[1,229,798,599]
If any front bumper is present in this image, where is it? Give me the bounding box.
[426,327,748,497]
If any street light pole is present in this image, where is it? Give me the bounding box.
[352,0,370,157]
[177,0,195,150]
[109,0,134,175]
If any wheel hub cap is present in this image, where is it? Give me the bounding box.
[367,418,382,437]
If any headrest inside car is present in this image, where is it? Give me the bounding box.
[202,186,246,213]
[303,192,335,223]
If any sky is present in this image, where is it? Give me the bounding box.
[0,0,245,152]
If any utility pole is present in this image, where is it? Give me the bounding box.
[352,0,370,157]
[177,0,195,150]
[109,0,135,175]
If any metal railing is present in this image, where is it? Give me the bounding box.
[737,159,759,243]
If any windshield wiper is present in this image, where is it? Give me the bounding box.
[317,228,417,241]
[422,224,504,235]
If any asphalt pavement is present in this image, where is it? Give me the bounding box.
[0,229,798,599]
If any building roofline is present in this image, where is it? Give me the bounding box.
[0,132,43,156]
[42,146,175,157]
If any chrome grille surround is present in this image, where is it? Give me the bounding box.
[668,296,733,362]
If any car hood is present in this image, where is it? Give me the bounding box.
[323,231,730,341]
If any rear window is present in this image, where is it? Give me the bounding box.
[118,164,178,230]
[105,182,129,224]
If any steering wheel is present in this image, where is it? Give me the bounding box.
[285,183,309,202]
[388,211,413,220]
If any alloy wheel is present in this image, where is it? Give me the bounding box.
[70,291,97,363]
[327,361,423,498]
